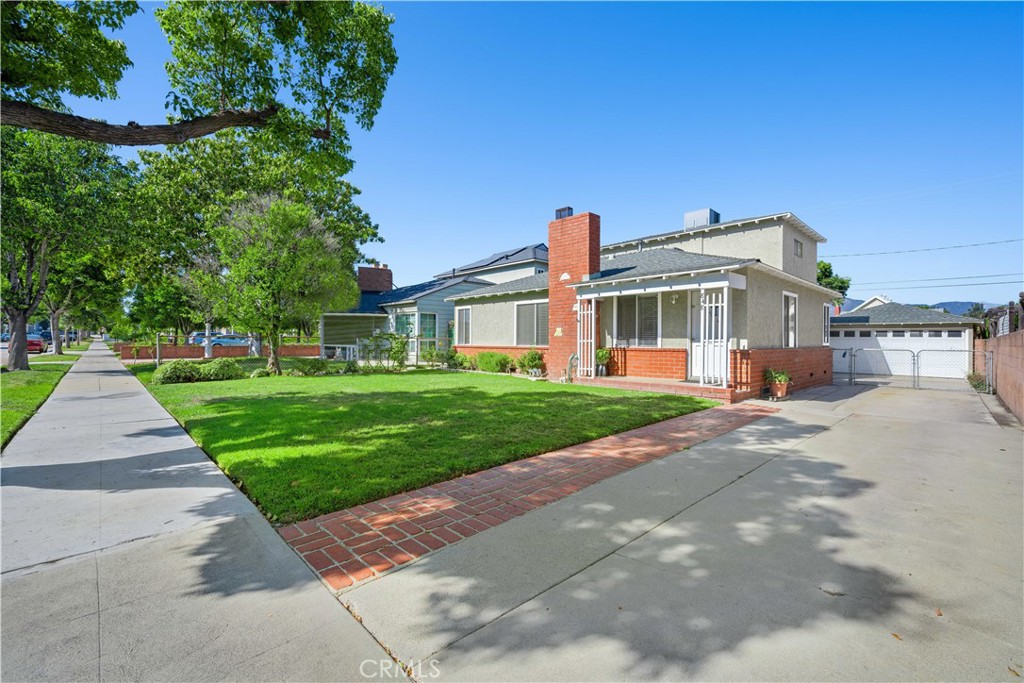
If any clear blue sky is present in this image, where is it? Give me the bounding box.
[69,1,1023,305]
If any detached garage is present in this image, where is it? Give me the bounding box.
[830,296,980,381]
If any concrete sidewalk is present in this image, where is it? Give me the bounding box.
[1,343,396,682]
[343,384,1023,681]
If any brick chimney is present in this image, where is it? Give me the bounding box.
[547,209,601,379]
[357,264,393,293]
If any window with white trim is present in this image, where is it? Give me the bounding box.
[783,293,798,348]
[394,313,414,335]
[616,295,658,347]
[515,302,548,346]
[822,303,831,345]
[455,308,471,345]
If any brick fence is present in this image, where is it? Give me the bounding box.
[730,347,833,400]
[976,331,1023,423]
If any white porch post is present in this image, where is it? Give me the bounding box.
[722,286,730,388]
[699,287,707,386]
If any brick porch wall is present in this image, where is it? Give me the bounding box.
[607,347,688,380]
[730,347,833,399]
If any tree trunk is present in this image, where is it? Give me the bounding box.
[204,322,213,359]
[49,311,63,356]
[6,311,30,371]
[267,336,282,375]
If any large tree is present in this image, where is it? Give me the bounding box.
[817,260,852,303]
[1,128,132,370]
[215,194,358,374]
[1,1,397,160]
[40,252,121,355]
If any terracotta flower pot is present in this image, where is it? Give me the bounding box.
[769,381,789,398]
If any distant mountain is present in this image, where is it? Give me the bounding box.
[838,299,996,315]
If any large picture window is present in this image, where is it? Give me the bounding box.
[394,313,414,336]
[455,308,471,345]
[783,293,798,348]
[515,301,548,346]
[616,295,658,347]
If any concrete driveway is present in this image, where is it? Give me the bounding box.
[343,385,1023,681]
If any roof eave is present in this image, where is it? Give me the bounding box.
[602,212,826,251]
[570,260,757,289]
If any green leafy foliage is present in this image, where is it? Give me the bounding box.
[515,349,544,372]
[595,347,612,366]
[451,353,471,370]
[817,261,852,302]
[764,368,792,384]
[0,1,138,108]
[152,359,203,385]
[198,358,245,382]
[291,358,332,377]
[476,352,513,373]
[250,367,274,379]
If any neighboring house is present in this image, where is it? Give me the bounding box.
[830,295,981,379]
[321,246,550,359]
[448,207,839,401]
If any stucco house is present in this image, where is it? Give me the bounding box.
[321,246,549,360]
[448,207,839,401]
[830,295,980,379]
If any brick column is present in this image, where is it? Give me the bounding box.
[547,212,601,379]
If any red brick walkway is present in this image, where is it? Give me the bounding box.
[279,402,778,592]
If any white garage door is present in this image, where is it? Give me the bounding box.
[831,327,971,379]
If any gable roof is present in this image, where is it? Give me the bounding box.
[348,276,489,313]
[436,243,548,279]
[448,248,755,301]
[831,302,980,326]
[578,248,752,285]
[447,272,549,300]
[602,212,826,251]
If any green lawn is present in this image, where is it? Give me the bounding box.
[28,354,80,363]
[1,363,73,448]
[141,369,716,522]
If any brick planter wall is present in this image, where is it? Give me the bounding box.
[607,347,688,380]
[730,347,833,399]
[978,330,1024,422]
[120,344,320,361]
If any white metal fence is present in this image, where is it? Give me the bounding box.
[832,347,992,393]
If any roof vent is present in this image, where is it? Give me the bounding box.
[684,208,721,230]
[555,206,573,220]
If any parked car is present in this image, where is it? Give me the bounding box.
[26,334,48,354]
[40,330,52,342]
[210,334,252,347]
[1,332,10,342]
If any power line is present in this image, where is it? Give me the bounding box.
[822,238,1023,258]
[855,272,1023,286]
[850,280,1022,292]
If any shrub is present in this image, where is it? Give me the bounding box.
[250,367,274,379]
[967,372,988,392]
[477,351,513,373]
[451,352,470,369]
[515,349,544,373]
[199,358,246,382]
[152,359,202,385]
[292,358,332,376]
[342,359,360,375]
[595,348,612,366]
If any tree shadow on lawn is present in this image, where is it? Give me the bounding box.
[345,420,914,680]
[169,385,717,522]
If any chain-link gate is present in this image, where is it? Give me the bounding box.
[830,347,993,394]
[851,348,917,389]
[916,349,992,393]
[832,348,853,385]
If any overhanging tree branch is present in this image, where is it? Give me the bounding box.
[0,100,283,145]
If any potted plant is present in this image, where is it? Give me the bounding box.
[764,368,792,398]
[595,348,612,376]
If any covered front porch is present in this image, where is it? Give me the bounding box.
[573,267,748,389]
